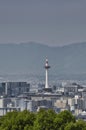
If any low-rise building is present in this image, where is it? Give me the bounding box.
[64,83,78,96]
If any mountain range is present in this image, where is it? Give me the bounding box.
[0,42,86,80]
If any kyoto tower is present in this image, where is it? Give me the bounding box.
[45,58,50,89]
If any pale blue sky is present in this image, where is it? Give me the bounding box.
[0,0,86,46]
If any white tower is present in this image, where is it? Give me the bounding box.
[5,82,8,95]
[45,58,50,88]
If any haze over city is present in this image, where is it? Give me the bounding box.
[0,0,86,46]
[0,1,86,126]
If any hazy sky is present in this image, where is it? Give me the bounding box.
[0,0,86,46]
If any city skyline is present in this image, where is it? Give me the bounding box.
[0,0,86,46]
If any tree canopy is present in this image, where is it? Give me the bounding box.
[0,109,85,130]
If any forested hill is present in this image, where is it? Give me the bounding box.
[0,42,86,79]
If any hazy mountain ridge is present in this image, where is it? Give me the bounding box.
[0,42,86,79]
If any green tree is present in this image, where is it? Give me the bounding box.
[33,109,56,130]
[75,120,86,130]
[15,110,36,130]
[0,111,18,130]
[54,110,75,130]
[0,110,36,130]
[64,122,76,130]
[0,109,86,130]
[64,120,86,130]
[57,110,75,123]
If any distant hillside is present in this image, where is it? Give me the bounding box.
[0,42,86,79]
